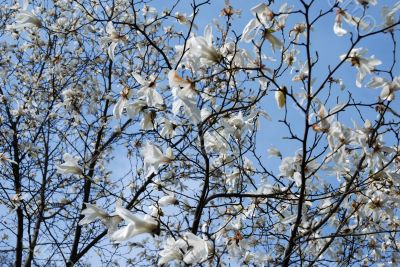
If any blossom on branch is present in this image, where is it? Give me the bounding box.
[7,0,42,30]
[101,21,128,61]
[110,205,158,242]
[141,142,174,176]
[56,153,82,175]
[187,25,221,65]
[340,48,382,88]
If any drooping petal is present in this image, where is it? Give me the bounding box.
[108,42,118,61]
[366,76,387,88]
[113,96,126,119]
[79,203,109,225]
[56,153,82,175]
[241,18,260,43]
[132,73,147,86]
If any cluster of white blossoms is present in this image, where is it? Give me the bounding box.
[2,0,400,266]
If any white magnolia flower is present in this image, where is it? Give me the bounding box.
[141,142,174,176]
[175,12,198,29]
[132,73,163,107]
[158,194,178,207]
[284,49,299,67]
[7,0,42,30]
[141,111,156,131]
[220,0,241,17]
[340,48,382,88]
[279,156,299,178]
[158,232,209,266]
[168,70,193,89]
[241,2,274,43]
[110,205,158,242]
[291,171,302,187]
[113,86,132,119]
[56,153,82,175]
[367,76,400,101]
[204,131,227,153]
[221,42,253,68]
[142,5,157,17]
[79,203,122,235]
[226,232,249,258]
[243,251,272,266]
[311,104,333,133]
[79,203,109,225]
[327,121,353,150]
[181,232,210,265]
[158,238,186,266]
[103,21,128,61]
[381,2,400,32]
[242,18,262,43]
[362,191,393,222]
[159,118,177,139]
[333,9,369,36]
[251,3,274,23]
[241,3,283,52]
[187,25,221,65]
[226,111,252,139]
[0,153,17,165]
[126,99,147,118]
[289,23,307,42]
[11,193,25,210]
[292,61,310,82]
[169,70,201,123]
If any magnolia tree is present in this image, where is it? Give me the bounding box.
[1,0,400,266]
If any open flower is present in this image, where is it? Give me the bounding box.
[182,232,210,265]
[340,48,381,88]
[7,1,42,30]
[175,12,198,29]
[0,153,17,165]
[102,22,128,61]
[187,25,221,65]
[113,86,132,119]
[220,0,241,17]
[333,8,369,36]
[158,194,178,207]
[381,2,400,32]
[158,238,186,266]
[289,23,307,42]
[159,117,177,139]
[110,205,158,242]
[141,142,174,176]
[312,104,333,133]
[79,203,109,225]
[158,232,209,266]
[56,153,82,175]
[241,2,274,42]
[367,76,400,101]
[241,3,283,52]
[169,70,201,123]
[79,203,122,235]
[132,73,163,107]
